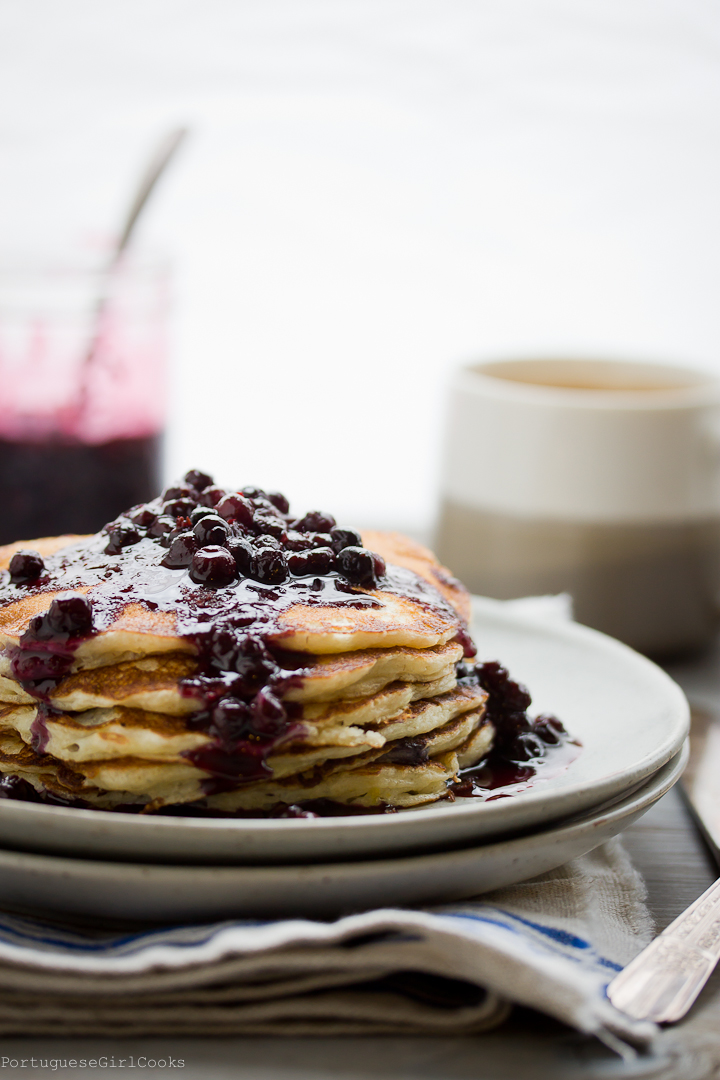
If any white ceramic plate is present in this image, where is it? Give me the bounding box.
[0,745,687,923]
[0,598,689,864]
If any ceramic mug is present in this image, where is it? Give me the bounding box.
[434,358,720,657]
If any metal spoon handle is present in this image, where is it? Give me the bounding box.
[113,126,188,264]
[73,126,188,421]
[607,875,720,1023]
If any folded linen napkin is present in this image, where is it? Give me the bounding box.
[0,838,656,1051]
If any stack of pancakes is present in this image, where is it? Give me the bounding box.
[0,522,492,814]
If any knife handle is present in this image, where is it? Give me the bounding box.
[607,875,720,1023]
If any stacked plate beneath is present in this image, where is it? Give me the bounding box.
[0,599,689,922]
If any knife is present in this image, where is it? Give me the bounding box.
[606,708,720,1022]
[606,874,720,1022]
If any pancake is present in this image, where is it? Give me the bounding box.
[0,591,462,659]
[299,674,458,727]
[0,642,462,710]
[0,711,493,811]
[0,683,484,765]
[0,532,468,652]
[206,716,495,811]
[283,641,464,703]
[0,530,464,660]
[0,703,209,763]
[0,654,201,713]
[0,472,497,814]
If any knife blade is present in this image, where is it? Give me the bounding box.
[606,874,720,1022]
[606,706,720,1023]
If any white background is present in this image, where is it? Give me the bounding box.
[0,0,719,535]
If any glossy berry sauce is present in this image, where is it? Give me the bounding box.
[0,471,473,802]
[448,662,580,802]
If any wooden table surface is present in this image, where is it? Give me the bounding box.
[2,653,720,1079]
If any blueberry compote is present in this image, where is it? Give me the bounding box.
[0,475,581,814]
[448,662,580,801]
[0,471,470,811]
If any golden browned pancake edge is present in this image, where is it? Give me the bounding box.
[0,531,471,655]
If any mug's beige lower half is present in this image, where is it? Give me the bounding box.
[436,499,720,657]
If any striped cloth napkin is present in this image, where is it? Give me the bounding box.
[0,838,656,1053]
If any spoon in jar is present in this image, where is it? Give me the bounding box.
[74,126,189,416]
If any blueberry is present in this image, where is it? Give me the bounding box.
[512,731,546,761]
[285,530,315,552]
[190,506,216,525]
[9,549,45,584]
[329,527,362,553]
[207,631,277,690]
[254,535,282,552]
[251,687,287,735]
[210,698,253,745]
[105,523,141,554]
[267,491,290,514]
[233,637,277,686]
[45,595,94,636]
[288,547,334,576]
[162,498,196,519]
[336,546,379,588]
[184,469,214,491]
[307,532,334,548]
[534,715,563,745]
[161,532,198,569]
[295,510,336,533]
[476,661,532,713]
[162,484,194,502]
[227,536,254,575]
[190,546,238,587]
[160,522,191,549]
[252,510,287,540]
[207,628,246,670]
[148,515,177,539]
[198,485,226,508]
[249,546,288,584]
[128,505,157,527]
[193,514,230,547]
[215,494,254,528]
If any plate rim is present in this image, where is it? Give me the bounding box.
[0,743,687,879]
